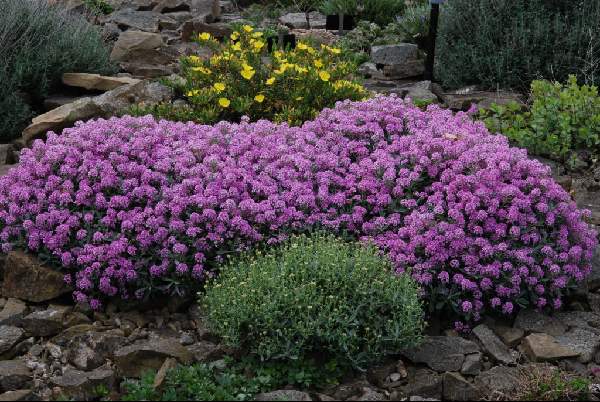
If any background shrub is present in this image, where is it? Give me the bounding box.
[478,76,600,169]
[203,234,424,369]
[0,0,115,142]
[0,97,595,324]
[435,0,600,91]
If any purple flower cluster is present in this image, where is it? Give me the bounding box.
[0,95,596,321]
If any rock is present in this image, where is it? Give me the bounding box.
[522,333,580,362]
[442,372,481,401]
[367,362,396,388]
[554,311,600,333]
[181,18,232,41]
[587,249,600,291]
[62,73,140,91]
[371,44,419,66]
[51,368,115,400]
[0,300,27,327]
[153,357,177,390]
[472,324,515,365]
[279,12,326,29]
[460,353,482,376]
[255,390,312,401]
[401,336,479,372]
[153,0,190,13]
[43,95,88,112]
[474,366,520,397]
[110,30,164,62]
[382,60,425,80]
[108,8,177,32]
[440,89,523,111]
[21,306,69,337]
[404,81,438,102]
[358,62,379,78]
[23,80,173,142]
[66,330,126,370]
[114,338,193,377]
[331,379,370,400]
[555,327,600,363]
[514,309,567,336]
[400,368,442,400]
[0,361,31,392]
[186,340,223,362]
[491,325,524,348]
[0,390,33,401]
[2,251,72,303]
[348,387,386,401]
[0,327,24,356]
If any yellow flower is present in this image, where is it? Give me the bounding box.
[241,69,255,80]
[297,43,308,50]
[253,40,265,51]
[319,71,331,82]
[230,31,240,40]
[254,94,265,103]
[199,32,212,41]
[191,67,211,74]
[252,31,263,38]
[243,25,254,32]
[188,55,201,64]
[213,82,226,92]
[242,63,254,72]
[266,77,275,85]
[218,98,230,107]
[314,59,323,68]
[295,96,303,101]
[330,47,341,54]
[186,89,200,97]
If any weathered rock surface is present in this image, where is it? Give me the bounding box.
[460,352,482,376]
[114,338,193,377]
[491,325,524,347]
[0,300,27,327]
[472,324,515,365]
[21,306,70,337]
[522,333,580,362]
[474,366,520,397]
[2,252,72,303]
[400,368,442,400]
[440,89,523,111]
[181,18,232,41]
[0,389,33,401]
[404,81,438,102]
[401,336,479,372]
[371,44,419,66]
[555,327,600,363]
[62,73,140,91]
[514,309,567,336]
[22,80,173,142]
[0,327,24,356]
[110,30,164,62]
[0,361,32,392]
[51,368,115,400]
[279,12,326,29]
[442,372,481,401]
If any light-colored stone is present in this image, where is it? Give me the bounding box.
[522,333,580,362]
[404,81,438,102]
[21,305,70,337]
[0,327,24,356]
[382,60,425,79]
[474,366,520,396]
[114,338,193,377]
[514,309,567,336]
[0,361,31,392]
[153,358,177,390]
[555,327,600,363]
[371,44,419,65]
[460,353,482,376]
[255,390,312,401]
[0,390,33,401]
[279,12,326,29]
[491,325,524,347]
[110,30,164,62]
[401,336,479,372]
[2,251,72,303]
[62,73,140,91]
[51,368,115,400]
[0,300,27,327]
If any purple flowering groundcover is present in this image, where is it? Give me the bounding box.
[0,95,596,323]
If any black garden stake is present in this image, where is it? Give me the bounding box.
[424,0,445,80]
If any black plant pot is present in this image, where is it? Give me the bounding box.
[267,34,297,52]
[325,15,356,31]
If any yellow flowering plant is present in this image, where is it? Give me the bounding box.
[169,24,369,126]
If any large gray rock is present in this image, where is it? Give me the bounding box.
[0,390,34,401]
[51,368,115,400]
[0,327,24,356]
[472,324,515,365]
[62,73,140,91]
[279,12,326,29]
[22,80,173,142]
[114,338,193,377]
[522,333,580,362]
[460,352,482,376]
[153,0,190,13]
[2,251,72,303]
[21,305,70,337]
[404,81,438,102]
[400,369,442,400]
[0,300,27,327]
[107,8,178,32]
[110,30,164,62]
[382,60,425,79]
[371,44,419,66]
[474,366,520,397]
[514,309,567,336]
[66,330,127,370]
[0,361,31,392]
[255,390,312,401]
[491,325,524,348]
[401,336,479,372]
[555,327,600,363]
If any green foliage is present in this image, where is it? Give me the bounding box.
[395,1,430,49]
[0,0,115,141]
[478,76,600,168]
[83,0,114,14]
[121,357,347,401]
[202,234,424,370]
[320,0,358,16]
[360,0,405,26]
[436,0,600,91]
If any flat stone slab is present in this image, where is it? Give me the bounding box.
[472,324,515,365]
[522,333,580,362]
[62,73,140,91]
[514,309,566,336]
[401,336,479,372]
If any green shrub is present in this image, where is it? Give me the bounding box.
[0,0,115,141]
[83,0,114,14]
[436,0,600,91]
[478,76,600,169]
[202,234,424,370]
[359,0,405,26]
